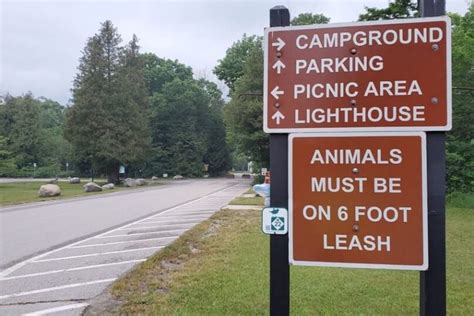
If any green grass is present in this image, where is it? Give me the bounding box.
[447,191,474,209]
[0,181,161,206]
[97,200,474,315]
[244,187,257,194]
[228,195,264,206]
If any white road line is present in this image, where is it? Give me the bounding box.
[0,183,242,278]
[22,303,89,315]
[69,236,178,249]
[0,260,146,281]
[95,229,187,239]
[0,278,116,300]
[32,246,163,263]
[118,224,194,231]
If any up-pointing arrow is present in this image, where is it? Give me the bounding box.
[272,60,286,74]
[271,86,284,99]
[271,37,286,51]
[272,111,285,125]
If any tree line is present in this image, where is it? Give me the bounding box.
[216,1,473,193]
[0,21,230,182]
[1,1,472,192]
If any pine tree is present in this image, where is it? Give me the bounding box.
[65,21,150,183]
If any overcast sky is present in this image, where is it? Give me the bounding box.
[1,0,470,104]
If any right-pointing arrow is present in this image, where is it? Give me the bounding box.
[272,111,285,125]
[272,60,286,74]
[271,86,284,99]
[271,37,286,51]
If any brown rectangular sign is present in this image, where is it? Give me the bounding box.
[264,17,451,132]
[289,132,427,270]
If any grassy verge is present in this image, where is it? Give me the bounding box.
[0,181,162,206]
[92,202,474,315]
[244,187,257,195]
[228,195,264,206]
[447,191,474,209]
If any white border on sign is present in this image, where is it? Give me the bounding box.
[288,132,428,270]
[264,16,452,133]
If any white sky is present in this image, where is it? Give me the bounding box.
[1,0,470,104]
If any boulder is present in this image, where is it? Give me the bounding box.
[38,184,61,197]
[124,178,137,187]
[83,182,103,192]
[69,177,80,184]
[151,176,159,181]
[173,175,184,180]
[102,183,115,190]
[136,178,147,186]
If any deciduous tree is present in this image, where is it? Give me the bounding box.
[214,34,262,93]
[291,13,330,25]
[358,0,418,21]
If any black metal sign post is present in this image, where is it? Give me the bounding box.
[269,6,290,316]
[419,1,447,315]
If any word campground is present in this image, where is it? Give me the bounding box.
[295,25,444,49]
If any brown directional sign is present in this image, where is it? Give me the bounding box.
[264,17,451,132]
[289,132,427,270]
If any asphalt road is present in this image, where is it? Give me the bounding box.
[0,178,250,315]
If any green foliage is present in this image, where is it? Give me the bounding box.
[0,93,73,177]
[141,53,193,95]
[138,55,230,177]
[291,13,330,25]
[199,79,231,176]
[0,135,16,176]
[446,5,474,192]
[5,94,42,168]
[65,21,151,183]
[224,43,269,166]
[33,164,61,178]
[220,15,333,168]
[358,0,418,21]
[149,78,207,177]
[213,34,262,93]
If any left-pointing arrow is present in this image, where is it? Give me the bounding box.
[271,111,285,125]
[272,60,286,74]
[271,86,284,99]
